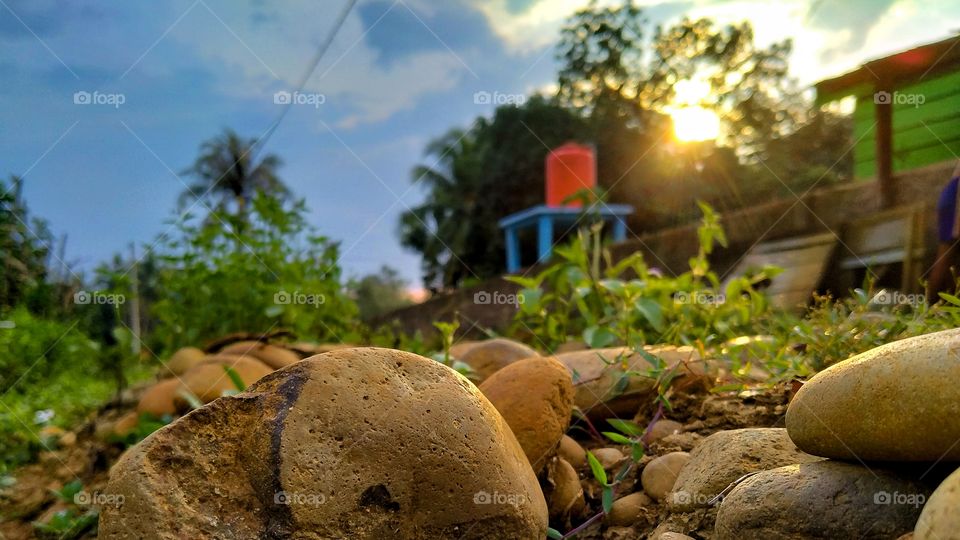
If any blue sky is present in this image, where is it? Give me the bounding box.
[2,0,958,289]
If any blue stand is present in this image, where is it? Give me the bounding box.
[497,204,634,273]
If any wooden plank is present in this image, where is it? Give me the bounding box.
[724,233,837,312]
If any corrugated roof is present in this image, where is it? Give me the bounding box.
[816,34,960,104]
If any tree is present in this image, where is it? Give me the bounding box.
[399,97,588,289]
[348,265,412,320]
[0,175,55,310]
[179,129,288,223]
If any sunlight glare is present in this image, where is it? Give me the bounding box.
[671,106,720,142]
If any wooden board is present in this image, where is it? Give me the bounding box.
[723,233,837,313]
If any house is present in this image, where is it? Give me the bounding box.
[816,34,960,206]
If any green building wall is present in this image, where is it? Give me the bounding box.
[852,68,960,179]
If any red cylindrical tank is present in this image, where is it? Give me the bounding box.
[545,142,596,207]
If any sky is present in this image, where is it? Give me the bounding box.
[2,0,959,289]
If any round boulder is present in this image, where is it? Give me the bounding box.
[136,379,181,417]
[176,355,274,404]
[669,428,820,511]
[715,461,933,540]
[548,458,583,519]
[556,346,703,418]
[641,452,690,500]
[459,338,538,382]
[607,491,652,526]
[558,435,586,470]
[99,348,547,539]
[787,328,960,461]
[915,466,960,539]
[162,346,205,376]
[220,341,301,370]
[478,356,574,472]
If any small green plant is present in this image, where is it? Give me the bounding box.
[33,480,98,539]
[602,419,645,463]
[433,320,460,367]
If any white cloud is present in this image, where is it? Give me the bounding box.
[167,0,469,127]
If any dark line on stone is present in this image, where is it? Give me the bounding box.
[264,368,309,539]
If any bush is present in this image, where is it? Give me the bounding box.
[152,192,358,351]
[0,308,151,472]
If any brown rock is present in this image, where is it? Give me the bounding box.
[479,356,574,472]
[652,533,695,540]
[548,458,584,519]
[591,447,625,470]
[220,341,301,369]
[915,466,960,540]
[162,346,205,376]
[448,340,482,359]
[99,347,547,539]
[787,328,960,461]
[715,461,934,540]
[459,338,538,381]
[607,491,652,526]
[556,345,704,418]
[641,452,689,500]
[112,411,140,437]
[137,379,181,417]
[643,419,683,445]
[558,435,586,470]
[669,428,821,511]
[177,355,273,404]
[286,342,354,358]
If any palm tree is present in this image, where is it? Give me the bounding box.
[399,126,496,291]
[179,129,288,220]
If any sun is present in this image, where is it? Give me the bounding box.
[668,78,720,142]
[671,106,721,142]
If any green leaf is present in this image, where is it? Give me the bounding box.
[177,388,205,410]
[939,292,960,306]
[634,298,663,331]
[586,451,607,485]
[223,365,247,391]
[547,527,564,539]
[601,485,614,514]
[602,432,633,445]
[607,418,643,437]
[631,444,645,463]
[583,326,617,349]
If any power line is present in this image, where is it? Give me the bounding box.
[251,0,359,160]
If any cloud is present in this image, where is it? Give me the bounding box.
[161,0,470,128]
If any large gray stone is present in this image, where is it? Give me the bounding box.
[715,461,933,540]
[669,428,820,511]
